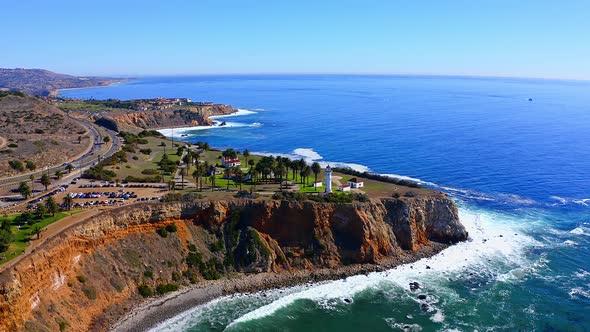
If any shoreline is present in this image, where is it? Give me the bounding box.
[55,79,131,94]
[110,242,449,332]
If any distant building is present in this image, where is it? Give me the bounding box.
[222,157,241,168]
[338,185,351,192]
[347,178,364,189]
[325,165,332,193]
[311,181,323,188]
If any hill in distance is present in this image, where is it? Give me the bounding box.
[0,68,127,96]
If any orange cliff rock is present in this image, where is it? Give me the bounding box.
[100,104,235,130]
[0,196,467,331]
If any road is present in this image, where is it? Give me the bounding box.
[0,118,121,207]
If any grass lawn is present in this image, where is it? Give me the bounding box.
[0,210,82,266]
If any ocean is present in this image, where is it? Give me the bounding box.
[61,75,590,331]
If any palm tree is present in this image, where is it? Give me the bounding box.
[65,164,74,173]
[40,174,51,191]
[301,166,312,186]
[18,182,31,199]
[234,167,244,190]
[224,167,233,190]
[29,174,35,192]
[192,168,201,191]
[297,159,306,183]
[311,162,321,190]
[55,170,63,180]
[168,180,176,191]
[63,195,73,211]
[243,149,250,165]
[180,166,187,190]
[31,225,42,240]
[45,196,59,216]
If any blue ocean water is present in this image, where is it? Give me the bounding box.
[61,75,590,331]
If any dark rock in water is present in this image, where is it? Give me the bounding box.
[426,265,431,269]
[499,234,503,237]
[418,294,427,300]
[528,98,533,101]
[219,121,227,126]
[409,282,421,291]
[343,298,352,304]
[421,303,430,312]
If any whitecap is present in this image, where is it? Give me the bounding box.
[292,148,323,160]
[569,286,590,299]
[225,206,539,328]
[209,108,258,119]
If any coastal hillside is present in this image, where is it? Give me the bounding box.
[0,93,91,176]
[0,196,467,331]
[0,68,125,96]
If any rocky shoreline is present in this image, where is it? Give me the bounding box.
[110,242,448,332]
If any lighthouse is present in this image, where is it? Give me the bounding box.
[325,165,332,193]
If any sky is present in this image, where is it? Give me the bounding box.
[2,0,589,79]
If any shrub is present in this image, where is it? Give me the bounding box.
[82,285,97,300]
[8,160,24,172]
[138,284,153,297]
[139,148,152,155]
[76,275,87,283]
[165,223,177,233]
[7,143,17,148]
[404,191,417,197]
[141,169,160,175]
[132,156,139,160]
[155,283,179,295]
[25,160,36,170]
[392,192,401,198]
[122,145,136,153]
[156,227,168,238]
[143,270,154,279]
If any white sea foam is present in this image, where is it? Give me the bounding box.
[158,121,261,137]
[253,148,371,173]
[226,206,539,328]
[569,286,590,299]
[209,108,257,119]
[292,148,323,160]
[570,226,590,236]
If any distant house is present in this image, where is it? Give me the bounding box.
[222,157,241,168]
[347,178,364,189]
[338,185,351,192]
[311,181,323,188]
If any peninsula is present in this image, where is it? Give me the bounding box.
[0,89,468,332]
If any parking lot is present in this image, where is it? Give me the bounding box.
[30,179,169,209]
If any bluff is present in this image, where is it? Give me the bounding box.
[0,196,467,331]
[99,104,235,130]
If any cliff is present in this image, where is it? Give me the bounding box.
[0,196,467,331]
[100,104,235,130]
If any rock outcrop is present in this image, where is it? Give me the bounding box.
[0,196,467,331]
[101,104,235,130]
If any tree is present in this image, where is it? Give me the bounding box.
[63,195,73,211]
[45,196,59,216]
[192,168,201,191]
[55,170,63,180]
[297,159,306,183]
[222,148,238,159]
[311,162,321,190]
[234,167,244,190]
[31,225,42,240]
[65,164,74,173]
[243,149,250,165]
[29,174,35,192]
[25,160,36,171]
[301,166,312,185]
[0,218,13,252]
[35,203,47,218]
[180,167,187,190]
[18,182,31,199]
[40,174,51,191]
[168,180,176,192]
[103,136,111,143]
[224,167,232,190]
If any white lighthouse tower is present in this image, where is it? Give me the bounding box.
[325,165,332,193]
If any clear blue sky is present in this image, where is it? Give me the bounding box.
[2,0,589,79]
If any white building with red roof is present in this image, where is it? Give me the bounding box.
[347,178,364,189]
[221,157,241,168]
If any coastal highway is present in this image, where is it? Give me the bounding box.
[0,119,121,193]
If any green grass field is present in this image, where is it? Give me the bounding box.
[1,210,81,266]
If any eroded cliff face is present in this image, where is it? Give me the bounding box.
[0,196,467,332]
[103,104,235,129]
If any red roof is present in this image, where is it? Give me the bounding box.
[348,178,363,183]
